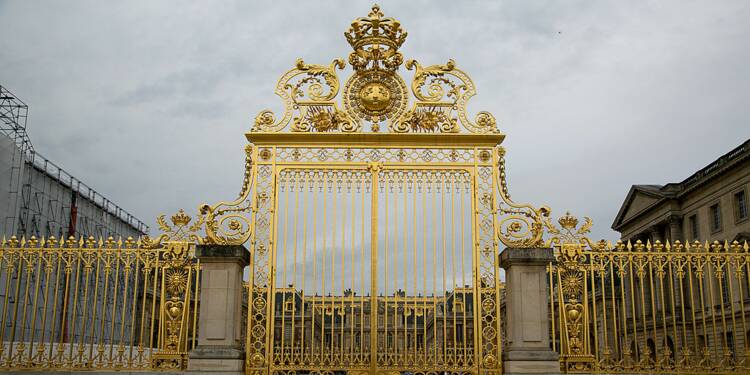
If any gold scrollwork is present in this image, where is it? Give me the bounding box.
[493,146,549,248]
[404,59,499,134]
[252,58,346,133]
[200,145,255,245]
[141,209,204,248]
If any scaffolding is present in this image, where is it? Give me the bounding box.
[0,84,149,239]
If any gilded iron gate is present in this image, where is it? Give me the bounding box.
[196,6,550,375]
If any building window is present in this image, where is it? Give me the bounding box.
[736,190,748,222]
[710,204,722,233]
[689,215,699,240]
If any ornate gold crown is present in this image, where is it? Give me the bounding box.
[345,4,406,51]
[558,212,579,230]
[171,209,192,227]
[344,4,407,71]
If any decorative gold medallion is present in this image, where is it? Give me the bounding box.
[344,70,407,123]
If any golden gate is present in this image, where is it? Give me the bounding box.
[196,6,549,375]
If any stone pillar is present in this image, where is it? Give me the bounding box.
[500,247,560,375]
[667,214,682,243]
[650,226,663,244]
[188,244,249,374]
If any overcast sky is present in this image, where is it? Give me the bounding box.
[1,1,749,242]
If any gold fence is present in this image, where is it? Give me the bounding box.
[547,213,750,373]
[0,233,199,371]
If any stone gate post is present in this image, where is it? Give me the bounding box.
[188,244,249,374]
[500,247,560,375]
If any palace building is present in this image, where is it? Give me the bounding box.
[612,138,750,244]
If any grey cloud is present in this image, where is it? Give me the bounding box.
[1,0,749,245]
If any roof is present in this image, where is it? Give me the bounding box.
[612,138,750,231]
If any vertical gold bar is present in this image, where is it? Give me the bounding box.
[733,249,748,367]
[412,171,417,359]
[450,172,457,364]
[695,251,709,362]
[26,247,44,366]
[647,251,658,364]
[192,261,200,351]
[8,247,25,366]
[705,252,719,360]
[369,164,379,374]
[38,249,55,364]
[108,248,122,365]
[293,171,300,360]
[432,172,438,364]
[148,259,160,361]
[617,254,629,366]
[725,247,738,363]
[715,251,729,359]
[549,263,556,354]
[66,249,82,366]
[608,252,618,360]
[300,172,308,358]
[15,250,32,366]
[396,171,403,363]
[137,257,151,364]
[350,171,356,360]
[666,247,678,369]
[86,248,100,364]
[0,248,14,366]
[422,172,428,364]
[339,172,354,358]
[401,171,409,360]
[127,251,140,367]
[638,251,649,366]
[627,252,639,364]
[311,172,318,357]
[330,171,336,359]
[459,173,469,366]
[656,249,669,368]
[687,251,700,363]
[441,172,447,362]
[320,171,327,360]
[56,249,71,364]
[588,252,597,362]
[361,171,366,361]
[597,252,607,365]
[117,251,131,366]
[280,171,290,357]
[383,172,389,360]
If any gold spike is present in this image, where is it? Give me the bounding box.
[665,240,671,252]
[745,241,749,252]
[626,240,633,251]
[98,237,103,247]
[39,236,46,248]
[78,236,84,247]
[117,237,123,248]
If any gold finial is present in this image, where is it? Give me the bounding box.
[170,209,192,227]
